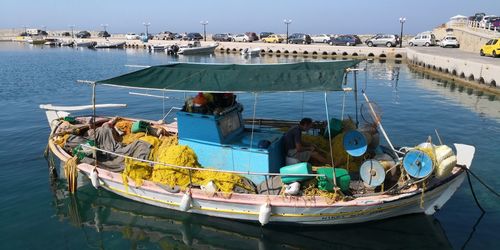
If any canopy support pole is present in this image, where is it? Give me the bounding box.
[92,82,97,166]
[324,92,338,187]
[354,70,359,128]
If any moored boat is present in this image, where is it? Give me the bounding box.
[44,38,61,46]
[74,40,97,48]
[177,41,218,55]
[94,41,126,49]
[241,47,261,56]
[41,61,475,226]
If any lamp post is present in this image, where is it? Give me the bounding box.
[23,26,27,36]
[399,17,406,48]
[69,25,75,38]
[200,21,208,42]
[283,19,292,44]
[143,22,151,37]
[101,24,108,32]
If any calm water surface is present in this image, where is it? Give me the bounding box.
[0,42,499,249]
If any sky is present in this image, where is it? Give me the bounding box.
[0,0,498,35]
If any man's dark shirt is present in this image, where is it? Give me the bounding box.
[284,125,302,152]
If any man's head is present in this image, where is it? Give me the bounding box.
[299,118,313,131]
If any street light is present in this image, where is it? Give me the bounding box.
[399,17,406,48]
[69,25,75,38]
[143,22,151,37]
[101,24,108,32]
[200,21,208,42]
[283,19,292,44]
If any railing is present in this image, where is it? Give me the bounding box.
[81,144,325,178]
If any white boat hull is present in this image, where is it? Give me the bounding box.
[178,44,218,55]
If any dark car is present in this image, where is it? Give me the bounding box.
[75,31,91,38]
[287,33,312,44]
[245,32,259,42]
[140,33,154,40]
[182,32,203,41]
[328,35,358,46]
[259,32,274,39]
[62,32,71,37]
[155,31,175,40]
[212,33,232,42]
[98,31,111,38]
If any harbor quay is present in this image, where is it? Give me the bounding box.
[2,28,499,92]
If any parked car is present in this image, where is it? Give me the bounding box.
[61,32,71,37]
[140,33,154,40]
[75,31,91,38]
[232,34,248,42]
[125,33,140,40]
[173,33,183,39]
[365,34,400,47]
[328,35,357,46]
[259,32,274,39]
[480,38,500,57]
[488,17,500,30]
[155,31,175,40]
[311,34,331,43]
[212,33,232,42]
[97,31,110,38]
[287,33,312,44]
[408,32,436,46]
[262,34,283,43]
[479,15,497,28]
[440,36,460,48]
[182,32,203,41]
[244,32,259,42]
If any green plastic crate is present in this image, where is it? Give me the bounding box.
[280,162,313,184]
[131,120,149,133]
[316,167,350,192]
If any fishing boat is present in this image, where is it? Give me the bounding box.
[177,41,218,55]
[26,36,46,45]
[40,61,475,226]
[94,41,126,49]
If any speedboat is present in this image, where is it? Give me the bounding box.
[94,41,126,49]
[74,40,97,48]
[40,61,475,226]
[241,47,261,56]
[44,38,61,46]
[177,41,218,55]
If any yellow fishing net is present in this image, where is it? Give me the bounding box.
[122,135,255,194]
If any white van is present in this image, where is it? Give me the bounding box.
[409,32,436,47]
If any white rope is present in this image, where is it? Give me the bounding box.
[324,92,338,187]
[341,91,346,120]
[81,144,325,177]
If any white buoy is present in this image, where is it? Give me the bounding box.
[90,168,99,189]
[284,182,301,195]
[201,180,217,196]
[179,191,192,211]
[258,203,272,226]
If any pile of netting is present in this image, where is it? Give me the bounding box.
[119,121,255,194]
[302,119,364,172]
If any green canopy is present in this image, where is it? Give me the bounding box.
[96,60,360,92]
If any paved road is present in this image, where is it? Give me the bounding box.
[411,46,500,65]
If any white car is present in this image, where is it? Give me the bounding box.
[408,32,437,47]
[125,33,140,40]
[311,34,330,43]
[440,36,460,48]
[231,34,249,42]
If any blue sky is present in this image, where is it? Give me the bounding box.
[1,0,498,34]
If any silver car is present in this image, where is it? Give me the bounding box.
[365,34,400,47]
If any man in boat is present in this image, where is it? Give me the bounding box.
[284,118,330,165]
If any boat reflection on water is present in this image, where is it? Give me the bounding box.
[50,181,452,249]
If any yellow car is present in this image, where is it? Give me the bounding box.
[262,34,283,43]
[480,39,500,57]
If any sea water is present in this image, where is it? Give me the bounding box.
[0,42,499,249]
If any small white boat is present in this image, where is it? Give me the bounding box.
[94,41,126,49]
[177,41,218,55]
[148,44,167,52]
[44,38,61,46]
[74,40,97,48]
[60,40,74,47]
[241,47,261,56]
